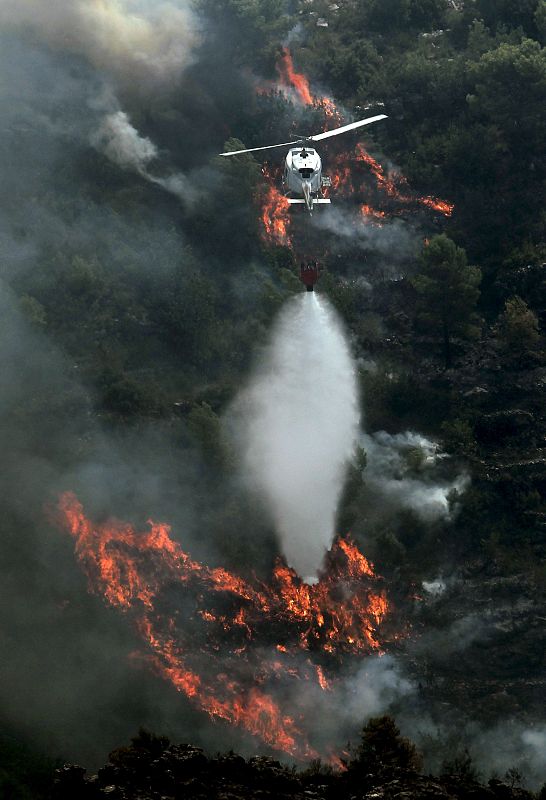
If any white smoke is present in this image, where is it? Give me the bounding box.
[311,205,418,262]
[341,655,415,724]
[91,110,199,204]
[92,111,158,172]
[428,721,546,790]
[232,293,360,579]
[0,0,198,85]
[362,430,469,520]
[422,578,447,597]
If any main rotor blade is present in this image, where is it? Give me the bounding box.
[219,140,301,156]
[309,114,387,142]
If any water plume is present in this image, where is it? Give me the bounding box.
[233,293,360,580]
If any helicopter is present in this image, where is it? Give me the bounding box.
[220,114,387,214]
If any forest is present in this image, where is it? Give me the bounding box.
[0,0,545,797]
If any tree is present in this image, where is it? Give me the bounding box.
[537,1,546,43]
[187,402,230,470]
[412,235,482,368]
[348,715,423,779]
[496,295,540,351]
[19,295,47,328]
[441,747,480,781]
[366,0,446,32]
[468,39,546,143]
[336,446,367,534]
[441,418,478,457]
[476,0,539,36]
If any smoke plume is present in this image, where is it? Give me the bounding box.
[312,205,419,262]
[362,430,469,520]
[232,293,360,579]
[0,0,198,86]
[91,110,198,204]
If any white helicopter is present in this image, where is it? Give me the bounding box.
[220,114,387,214]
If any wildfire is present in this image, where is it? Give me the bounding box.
[57,491,392,759]
[260,182,291,247]
[276,46,313,106]
[256,48,454,243]
[360,205,387,224]
[421,196,455,217]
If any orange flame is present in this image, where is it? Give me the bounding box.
[420,196,455,217]
[257,51,455,229]
[276,47,313,106]
[260,183,291,247]
[57,491,393,759]
[360,205,387,224]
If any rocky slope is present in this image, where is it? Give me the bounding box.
[53,726,543,800]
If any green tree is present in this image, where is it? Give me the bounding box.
[476,0,539,36]
[348,716,423,778]
[336,446,367,534]
[160,270,222,368]
[19,295,47,328]
[537,1,546,42]
[412,235,482,368]
[468,38,546,143]
[187,402,230,470]
[441,418,478,457]
[496,295,540,351]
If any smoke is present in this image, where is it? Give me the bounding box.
[0,0,198,87]
[460,723,546,789]
[362,431,469,521]
[338,655,415,726]
[92,111,159,172]
[91,110,199,204]
[280,652,416,754]
[231,293,360,579]
[422,578,447,597]
[0,30,230,765]
[311,205,419,262]
[414,718,546,790]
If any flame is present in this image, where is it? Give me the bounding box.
[360,205,387,224]
[256,50,454,234]
[57,491,393,759]
[259,164,291,246]
[276,47,313,106]
[420,196,454,217]
[260,184,291,246]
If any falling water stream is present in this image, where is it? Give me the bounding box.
[236,292,360,579]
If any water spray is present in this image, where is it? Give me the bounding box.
[234,292,360,580]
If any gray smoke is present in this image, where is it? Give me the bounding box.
[362,430,469,521]
[92,111,159,171]
[91,110,199,204]
[0,0,198,87]
[312,205,419,263]
[232,293,360,579]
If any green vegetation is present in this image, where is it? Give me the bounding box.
[348,715,424,777]
[412,235,482,368]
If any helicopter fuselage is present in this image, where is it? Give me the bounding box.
[219,113,387,212]
[282,147,330,213]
